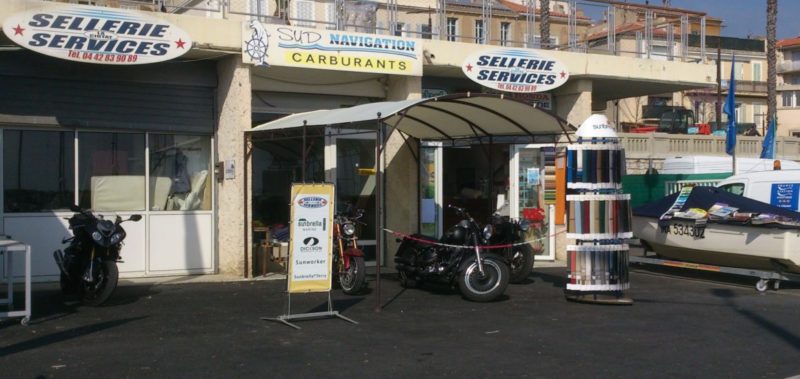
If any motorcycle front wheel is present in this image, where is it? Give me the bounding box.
[338,256,366,295]
[81,260,119,306]
[508,244,535,284]
[457,255,509,302]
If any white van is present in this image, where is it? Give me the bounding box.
[716,169,800,212]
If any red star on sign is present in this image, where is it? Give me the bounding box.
[175,39,186,49]
[465,63,473,72]
[12,24,24,36]
[560,71,567,78]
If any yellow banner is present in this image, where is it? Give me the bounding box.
[287,183,335,293]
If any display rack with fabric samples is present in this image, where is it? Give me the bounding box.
[564,115,633,304]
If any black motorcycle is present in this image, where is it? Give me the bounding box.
[394,205,510,302]
[489,214,536,283]
[54,205,141,306]
[333,208,367,295]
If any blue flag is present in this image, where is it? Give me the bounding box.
[723,55,737,155]
[761,115,777,159]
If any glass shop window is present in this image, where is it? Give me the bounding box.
[78,132,146,211]
[149,134,212,211]
[251,137,324,227]
[3,130,75,212]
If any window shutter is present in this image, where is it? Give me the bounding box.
[294,0,314,27]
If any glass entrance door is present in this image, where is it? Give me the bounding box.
[325,130,378,264]
[510,144,555,260]
[419,142,443,237]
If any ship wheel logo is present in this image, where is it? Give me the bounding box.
[245,19,270,67]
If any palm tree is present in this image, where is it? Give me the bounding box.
[540,0,550,49]
[767,0,777,128]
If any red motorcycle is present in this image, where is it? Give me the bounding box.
[333,208,367,295]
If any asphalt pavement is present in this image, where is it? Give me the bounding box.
[2,266,800,378]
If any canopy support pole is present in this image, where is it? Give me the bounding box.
[302,120,307,181]
[375,114,383,312]
[243,132,252,278]
[488,136,493,217]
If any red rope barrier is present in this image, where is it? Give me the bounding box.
[383,228,566,250]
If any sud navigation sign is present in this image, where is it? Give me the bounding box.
[462,48,569,93]
[243,22,423,76]
[2,3,192,65]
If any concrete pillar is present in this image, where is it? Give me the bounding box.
[555,78,593,127]
[553,79,592,262]
[383,75,422,260]
[216,56,252,276]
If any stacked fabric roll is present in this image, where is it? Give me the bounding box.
[543,147,557,204]
[565,115,632,294]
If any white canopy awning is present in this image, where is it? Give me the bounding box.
[247,93,574,140]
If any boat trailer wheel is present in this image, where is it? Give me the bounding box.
[755,279,782,292]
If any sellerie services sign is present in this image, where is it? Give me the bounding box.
[243,21,422,76]
[462,48,569,93]
[2,4,192,65]
[288,183,335,293]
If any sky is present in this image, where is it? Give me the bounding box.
[583,0,800,40]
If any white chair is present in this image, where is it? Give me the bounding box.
[166,170,209,211]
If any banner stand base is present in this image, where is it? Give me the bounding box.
[262,310,358,330]
[262,292,358,330]
[564,291,634,305]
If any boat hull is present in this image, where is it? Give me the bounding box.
[632,216,800,273]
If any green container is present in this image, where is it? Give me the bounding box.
[622,173,732,208]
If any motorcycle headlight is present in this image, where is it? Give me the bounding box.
[110,232,123,244]
[519,219,531,232]
[482,224,494,240]
[342,223,356,236]
[91,231,103,242]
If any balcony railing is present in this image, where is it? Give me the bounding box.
[778,61,800,74]
[618,132,800,161]
[722,80,768,94]
[43,0,715,63]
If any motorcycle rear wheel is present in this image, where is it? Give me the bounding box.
[508,244,535,284]
[81,260,119,306]
[457,256,509,302]
[339,256,366,295]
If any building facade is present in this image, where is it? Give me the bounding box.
[777,36,800,137]
[1,0,719,280]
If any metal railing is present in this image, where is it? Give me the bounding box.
[619,132,800,160]
[778,60,800,74]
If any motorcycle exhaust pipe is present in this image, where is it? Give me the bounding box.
[53,250,70,279]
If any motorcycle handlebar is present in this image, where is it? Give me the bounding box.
[447,204,472,219]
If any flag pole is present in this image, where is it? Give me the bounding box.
[723,54,738,175]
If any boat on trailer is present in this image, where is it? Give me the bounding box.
[632,186,800,275]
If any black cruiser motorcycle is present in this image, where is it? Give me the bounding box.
[489,214,536,283]
[54,205,141,306]
[394,205,510,302]
[333,208,367,295]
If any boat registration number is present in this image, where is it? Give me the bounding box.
[661,223,705,239]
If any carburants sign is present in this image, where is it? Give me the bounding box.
[462,48,569,93]
[2,3,192,65]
